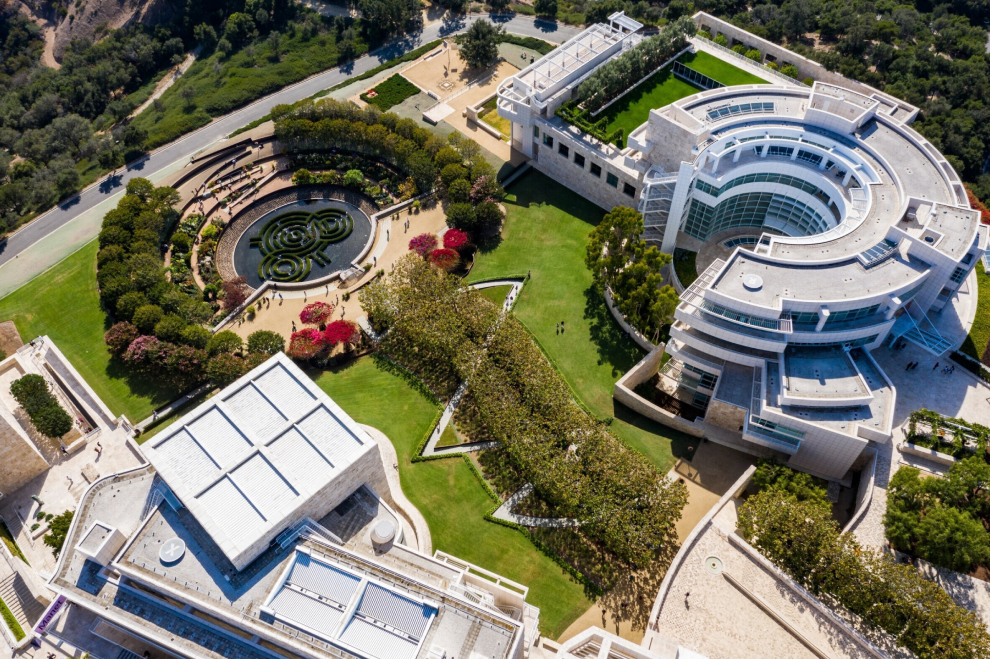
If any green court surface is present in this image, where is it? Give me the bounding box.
[601,49,766,143]
[312,358,593,638]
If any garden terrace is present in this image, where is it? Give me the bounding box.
[905,408,990,458]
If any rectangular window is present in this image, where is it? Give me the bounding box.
[950,266,967,284]
[590,163,602,177]
[606,172,619,188]
[543,134,553,147]
[558,143,569,157]
[623,183,636,197]
[574,153,585,168]
[533,126,539,139]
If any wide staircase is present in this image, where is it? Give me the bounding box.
[0,573,45,630]
[891,303,954,355]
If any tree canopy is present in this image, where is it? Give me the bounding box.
[459,20,504,69]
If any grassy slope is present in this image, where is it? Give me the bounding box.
[311,358,592,637]
[478,285,513,307]
[679,50,766,86]
[132,30,366,150]
[960,269,990,363]
[0,241,178,422]
[470,172,698,471]
[602,50,766,140]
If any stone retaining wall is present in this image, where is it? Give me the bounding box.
[613,345,706,438]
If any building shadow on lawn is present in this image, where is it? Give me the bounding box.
[103,357,180,411]
[612,401,701,462]
[582,285,644,376]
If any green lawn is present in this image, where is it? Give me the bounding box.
[679,50,767,86]
[312,358,593,637]
[600,49,766,142]
[0,241,178,423]
[361,74,421,111]
[960,269,990,363]
[470,171,698,471]
[478,285,513,307]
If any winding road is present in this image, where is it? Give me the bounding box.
[0,14,580,272]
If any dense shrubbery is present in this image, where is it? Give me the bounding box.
[364,256,688,566]
[740,484,990,659]
[586,207,678,343]
[576,16,695,113]
[10,374,73,439]
[556,101,625,146]
[360,74,421,111]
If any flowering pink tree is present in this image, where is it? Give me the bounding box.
[442,228,469,251]
[322,320,360,348]
[287,329,323,360]
[300,301,334,326]
[105,322,140,357]
[470,175,501,203]
[408,233,437,257]
[122,336,163,372]
[428,248,460,271]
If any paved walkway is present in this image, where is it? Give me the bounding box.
[491,483,581,527]
[129,48,200,120]
[470,278,524,312]
[419,381,501,456]
[134,382,213,432]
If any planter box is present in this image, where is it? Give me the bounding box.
[900,441,960,466]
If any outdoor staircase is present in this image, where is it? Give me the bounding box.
[0,573,45,629]
[890,302,954,355]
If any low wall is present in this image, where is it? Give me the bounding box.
[899,441,960,466]
[613,345,706,438]
[841,447,877,535]
[604,287,656,352]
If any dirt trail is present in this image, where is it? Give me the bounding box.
[17,1,60,69]
[129,48,199,119]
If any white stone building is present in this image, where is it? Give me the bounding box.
[497,14,987,479]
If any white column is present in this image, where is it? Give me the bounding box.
[815,307,829,332]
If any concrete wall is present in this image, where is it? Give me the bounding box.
[705,398,746,433]
[613,346,706,438]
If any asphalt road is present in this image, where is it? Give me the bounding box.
[0,14,581,269]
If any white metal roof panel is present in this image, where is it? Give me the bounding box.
[295,407,366,467]
[269,588,344,639]
[358,583,435,639]
[230,453,297,520]
[254,363,316,419]
[195,477,264,546]
[151,429,221,492]
[287,554,361,605]
[266,427,337,485]
[223,383,287,442]
[186,408,252,468]
[339,617,419,659]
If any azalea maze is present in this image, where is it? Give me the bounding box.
[249,207,355,282]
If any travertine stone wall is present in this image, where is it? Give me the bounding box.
[613,346,707,438]
[0,413,49,496]
[705,398,746,433]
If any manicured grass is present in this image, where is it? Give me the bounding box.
[470,171,699,472]
[133,29,368,150]
[361,74,421,111]
[0,241,179,423]
[436,423,461,447]
[312,358,593,638]
[673,249,698,288]
[960,269,990,363]
[600,49,766,143]
[478,97,511,141]
[0,596,25,641]
[678,50,767,87]
[600,68,700,142]
[478,285,513,307]
[0,520,27,565]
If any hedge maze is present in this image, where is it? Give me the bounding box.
[249,207,355,282]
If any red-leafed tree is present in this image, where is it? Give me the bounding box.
[442,228,470,251]
[408,233,437,257]
[221,276,250,311]
[322,320,360,347]
[287,328,323,360]
[427,248,460,271]
[300,301,334,326]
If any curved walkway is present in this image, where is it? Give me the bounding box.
[361,424,433,554]
[491,483,581,528]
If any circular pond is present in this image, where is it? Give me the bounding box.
[232,199,372,288]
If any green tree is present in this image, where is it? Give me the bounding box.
[247,330,286,355]
[459,20,504,69]
[914,505,990,572]
[44,511,73,558]
[223,12,256,45]
[207,330,244,356]
[533,0,557,17]
[132,305,165,334]
[207,353,246,387]
[194,23,218,50]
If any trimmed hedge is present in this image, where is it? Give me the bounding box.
[0,596,25,641]
[10,374,73,439]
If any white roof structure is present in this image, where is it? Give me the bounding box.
[263,550,437,659]
[142,353,375,570]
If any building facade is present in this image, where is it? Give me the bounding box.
[497,15,986,479]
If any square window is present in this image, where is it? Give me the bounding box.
[623,183,636,197]
[558,143,569,157]
[533,126,539,139]
[589,163,602,177]
[606,173,619,188]
[574,153,585,168]
[543,134,553,147]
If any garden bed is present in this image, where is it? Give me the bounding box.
[360,74,421,111]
